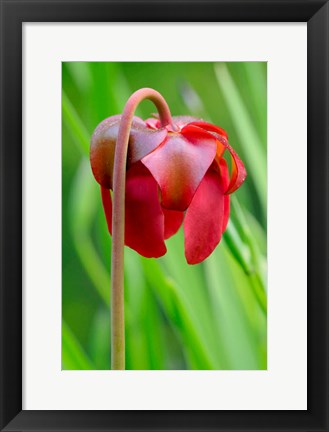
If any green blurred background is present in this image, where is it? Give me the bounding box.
[62,62,267,370]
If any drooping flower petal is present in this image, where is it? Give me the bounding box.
[163,208,184,240]
[184,169,225,264]
[101,185,113,233]
[181,122,226,159]
[219,159,230,232]
[142,125,217,211]
[101,163,167,258]
[91,116,167,189]
[128,122,167,166]
[91,116,122,189]
[222,139,247,194]
[187,122,246,194]
[146,115,202,132]
[125,164,167,258]
[187,121,228,140]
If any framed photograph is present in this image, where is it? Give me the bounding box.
[0,1,328,431]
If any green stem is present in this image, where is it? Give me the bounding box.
[111,88,173,370]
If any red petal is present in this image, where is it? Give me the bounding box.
[182,123,226,160]
[219,159,230,232]
[224,140,247,194]
[100,163,167,258]
[91,117,122,189]
[163,208,184,239]
[145,116,201,131]
[125,164,167,258]
[223,195,230,232]
[187,121,229,140]
[184,169,225,264]
[142,125,217,211]
[128,123,167,165]
[101,186,113,233]
[91,116,166,189]
[186,122,246,193]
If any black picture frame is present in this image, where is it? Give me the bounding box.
[1,1,328,431]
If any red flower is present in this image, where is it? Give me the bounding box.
[90,115,246,264]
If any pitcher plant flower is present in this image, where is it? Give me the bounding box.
[91,113,246,264]
[90,88,246,369]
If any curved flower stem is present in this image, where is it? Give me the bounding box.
[111,88,174,370]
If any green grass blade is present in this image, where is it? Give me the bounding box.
[243,62,267,146]
[231,197,267,313]
[88,307,110,369]
[214,63,267,215]
[62,90,90,155]
[69,158,111,305]
[62,320,94,370]
[142,254,224,369]
[204,245,266,369]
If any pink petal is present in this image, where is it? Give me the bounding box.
[145,118,160,129]
[142,125,217,211]
[184,169,225,264]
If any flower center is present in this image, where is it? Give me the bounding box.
[166,123,181,133]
